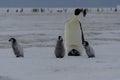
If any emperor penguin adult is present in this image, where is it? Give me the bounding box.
[9,38,24,58]
[84,41,95,58]
[64,8,85,56]
[54,36,65,58]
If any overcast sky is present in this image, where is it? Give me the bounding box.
[0,0,119,7]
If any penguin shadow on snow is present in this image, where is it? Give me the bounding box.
[54,36,65,58]
[9,38,24,58]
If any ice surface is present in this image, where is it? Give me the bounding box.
[0,8,120,80]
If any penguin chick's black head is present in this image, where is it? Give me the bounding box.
[9,38,16,42]
[74,8,83,16]
[84,41,89,46]
[58,36,63,41]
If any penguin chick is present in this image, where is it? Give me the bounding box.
[84,41,95,58]
[54,36,65,58]
[9,38,24,58]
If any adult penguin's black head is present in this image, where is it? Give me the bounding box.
[74,8,83,16]
[9,38,16,43]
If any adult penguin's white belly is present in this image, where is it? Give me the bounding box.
[64,17,84,54]
[65,19,82,45]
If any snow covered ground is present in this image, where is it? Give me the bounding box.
[0,9,120,80]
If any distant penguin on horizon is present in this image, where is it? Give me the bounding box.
[84,41,95,58]
[9,38,24,58]
[64,8,85,56]
[54,36,65,58]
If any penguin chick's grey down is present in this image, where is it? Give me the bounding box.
[84,41,95,58]
[9,38,24,57]
[54,36,65,58]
